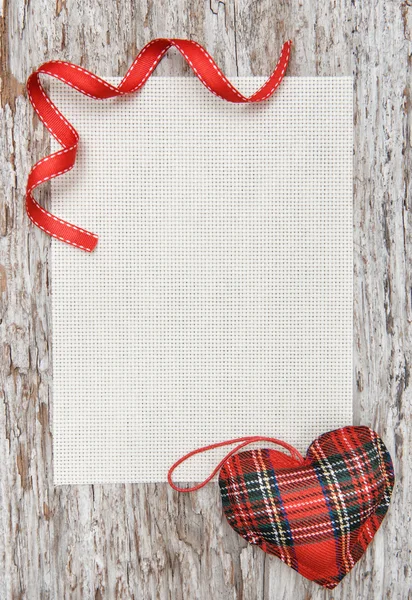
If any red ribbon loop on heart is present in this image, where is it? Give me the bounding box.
[167,436,305,492]
[26,38,292,252]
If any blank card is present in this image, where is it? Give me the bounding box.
[50,75,353,484]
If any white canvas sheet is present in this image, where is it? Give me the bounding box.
[50,75,353,484]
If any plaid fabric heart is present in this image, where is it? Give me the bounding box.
[218,426,394,588]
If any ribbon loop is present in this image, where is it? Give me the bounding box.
[167,435,304,493]
[26,38,292,251]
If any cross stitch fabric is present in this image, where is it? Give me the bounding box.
[50,76,353,484]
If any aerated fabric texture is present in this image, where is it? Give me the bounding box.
[50,76,353,484]
[219,426,395,588]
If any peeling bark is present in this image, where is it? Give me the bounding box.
[0,0,411,599]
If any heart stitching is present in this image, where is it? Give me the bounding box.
[218,426,394,588]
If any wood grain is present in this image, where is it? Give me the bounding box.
[1,0,411,598]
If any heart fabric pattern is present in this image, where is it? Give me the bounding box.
[218,426,394,588]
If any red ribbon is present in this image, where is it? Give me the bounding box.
[26,38,292,252]
[167,436,304,493]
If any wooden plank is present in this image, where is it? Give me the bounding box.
[0,0,411,598]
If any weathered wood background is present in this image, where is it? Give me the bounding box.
[1,0,411,598]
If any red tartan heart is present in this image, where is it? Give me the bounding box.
[218,426,394,588]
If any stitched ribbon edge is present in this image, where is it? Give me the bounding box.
[26,38,292,252]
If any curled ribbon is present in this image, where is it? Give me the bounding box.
[26,38,292,252]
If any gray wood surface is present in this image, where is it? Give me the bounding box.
[1,0,411,598]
